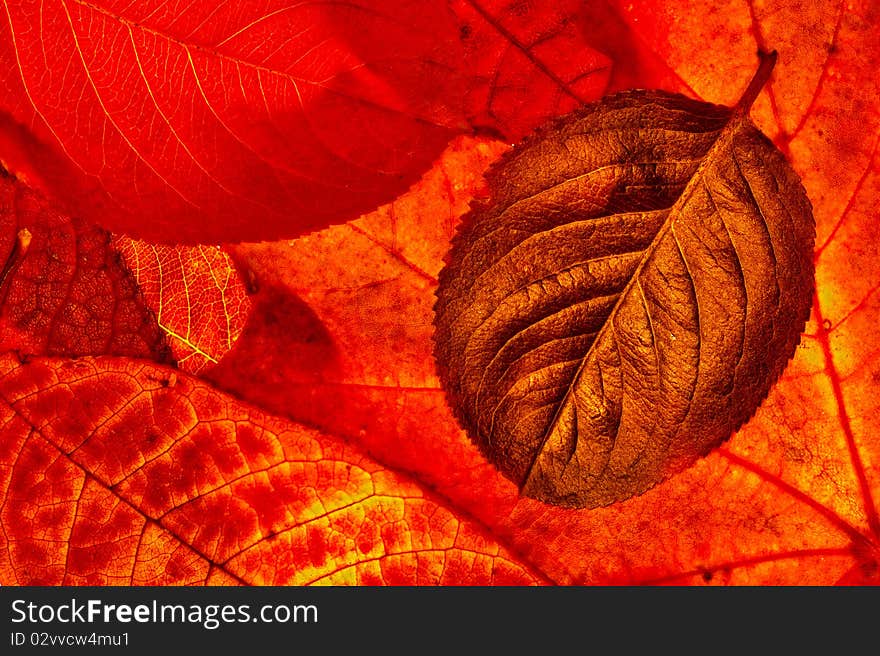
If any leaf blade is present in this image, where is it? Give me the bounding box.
[0,170,170,361]
[0,354,541,585]
[435,92,815,507]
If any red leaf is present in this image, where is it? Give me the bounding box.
[2,0,879,586]
[113,237,251,373]
[0,170,169,361]
[0,0,611,243]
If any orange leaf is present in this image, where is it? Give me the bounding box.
[2,0,879,586]
[0,354,540,585]
[113,238,251,373]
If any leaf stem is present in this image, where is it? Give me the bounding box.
[736,49,777,114]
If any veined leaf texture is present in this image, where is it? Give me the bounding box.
[0,354,538,585]
[434,54,816,507]
[0,0,877,585]
[0,0,607,243]
[0,171,171,361]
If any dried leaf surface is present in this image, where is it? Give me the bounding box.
[434,87,815,507]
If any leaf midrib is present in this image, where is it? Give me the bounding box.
[63,0,459,129]
[519,111,747,492]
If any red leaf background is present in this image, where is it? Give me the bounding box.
[0,0,878,585]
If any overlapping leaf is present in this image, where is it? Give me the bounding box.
[0,0,878,585]
[0,354,539,585]
[0,0,611,242]
[0,170,169,361]
[114,238,250,373]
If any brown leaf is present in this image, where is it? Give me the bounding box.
[433,56,815,507]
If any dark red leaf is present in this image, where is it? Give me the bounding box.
[0,169,169,361]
